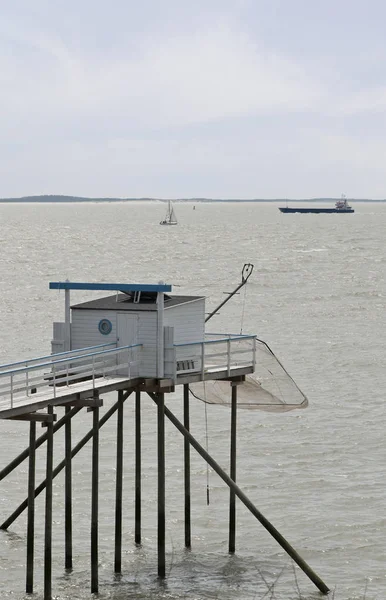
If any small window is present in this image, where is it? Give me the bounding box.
[98,318,112,335]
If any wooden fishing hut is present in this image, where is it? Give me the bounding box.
[0,277,329,599]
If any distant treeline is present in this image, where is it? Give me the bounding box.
[0,195,385,203]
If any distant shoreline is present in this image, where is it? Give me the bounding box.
[1,195,386,204]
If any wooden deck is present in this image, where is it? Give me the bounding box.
[0,365,254,420]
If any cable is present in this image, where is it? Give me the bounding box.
[204,387,210,506]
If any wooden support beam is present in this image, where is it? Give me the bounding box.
[86,392,102,412]
[10,413,57,423]
[157,392,166,578]
[183,384,191,549]
[135,387,141,545]
[176,366,253,386]
[229,383,237,553]
[91,406,99,594]
[139,378,175,393]
[148,393,330,596]
[0,406,82,482]
[0,395,132,530]
[26,420,36,594]
[224,375,246,383]
[59,397,103,408]
[65,406,72,570]
[122,389,133,401]
[44,406,53,600]
[114,391,124,573]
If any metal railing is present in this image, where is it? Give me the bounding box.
[173,333,256,379]
[0,342,117,372]
[0,343,142,411]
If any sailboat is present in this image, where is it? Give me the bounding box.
[160,200,178,225]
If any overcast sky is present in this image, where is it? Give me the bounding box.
[1,0,386,198]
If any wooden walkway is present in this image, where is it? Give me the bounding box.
[0,376,134,419]
[0,364,254,420]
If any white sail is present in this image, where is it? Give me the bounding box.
[160,200,178,225]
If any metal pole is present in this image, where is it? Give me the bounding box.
[64,287,71,351]
[148,394,330,595]
[91,406,99,594]
[114,392,124,573]
[156,291,165,378]
[157,392,166,578]
[229,384,237,553]
[65,406,72,570]
[44,406,54,600]
[135,388,141,545]
[26,420,36,593]
[0,406,82,482]
[205,263,254,323]
[1,399,129,530]
[183,384,191,548]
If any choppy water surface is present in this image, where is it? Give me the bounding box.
[0,201,385,599]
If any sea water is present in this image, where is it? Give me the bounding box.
[0,201,384,599]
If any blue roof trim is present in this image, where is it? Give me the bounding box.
[49,282,172,292]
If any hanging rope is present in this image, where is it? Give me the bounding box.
[188,383,211,505]
[204,381,210,505]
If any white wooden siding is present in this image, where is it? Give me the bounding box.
[164,298,205,368]
[71,309,158,377]
[69,298,205,380]
[164,298,205,343]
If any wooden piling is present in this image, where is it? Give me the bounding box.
[44,406,54,600]
[157,392,166,578]
[114,391,124,573]
[135,387,141,545]
[229,383,237,553]
[91,405,99,594]
[64,406,72,570]
[183,384,191,548]
[149,394,330,595]
[26,420,36,593]
[1,398,130,530]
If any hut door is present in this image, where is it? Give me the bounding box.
[117,313,138,377]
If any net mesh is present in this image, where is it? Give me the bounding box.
[189,338,308,413]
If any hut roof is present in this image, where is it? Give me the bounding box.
[71,293,204,312]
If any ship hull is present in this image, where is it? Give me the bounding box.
[279,207,354,214]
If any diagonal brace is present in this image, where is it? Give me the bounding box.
[0,406,82,481]
[147,392,329,595]
[1,393,132,530]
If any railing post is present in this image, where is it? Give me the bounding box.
[252,337,256,368]
[52,365,56,399]
[10,374,13,408]
[26,363,29,396]
[92,356,95,387]
[173,345,177,382]
[227,339,231,375]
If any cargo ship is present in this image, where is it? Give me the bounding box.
[279,195,354,214]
